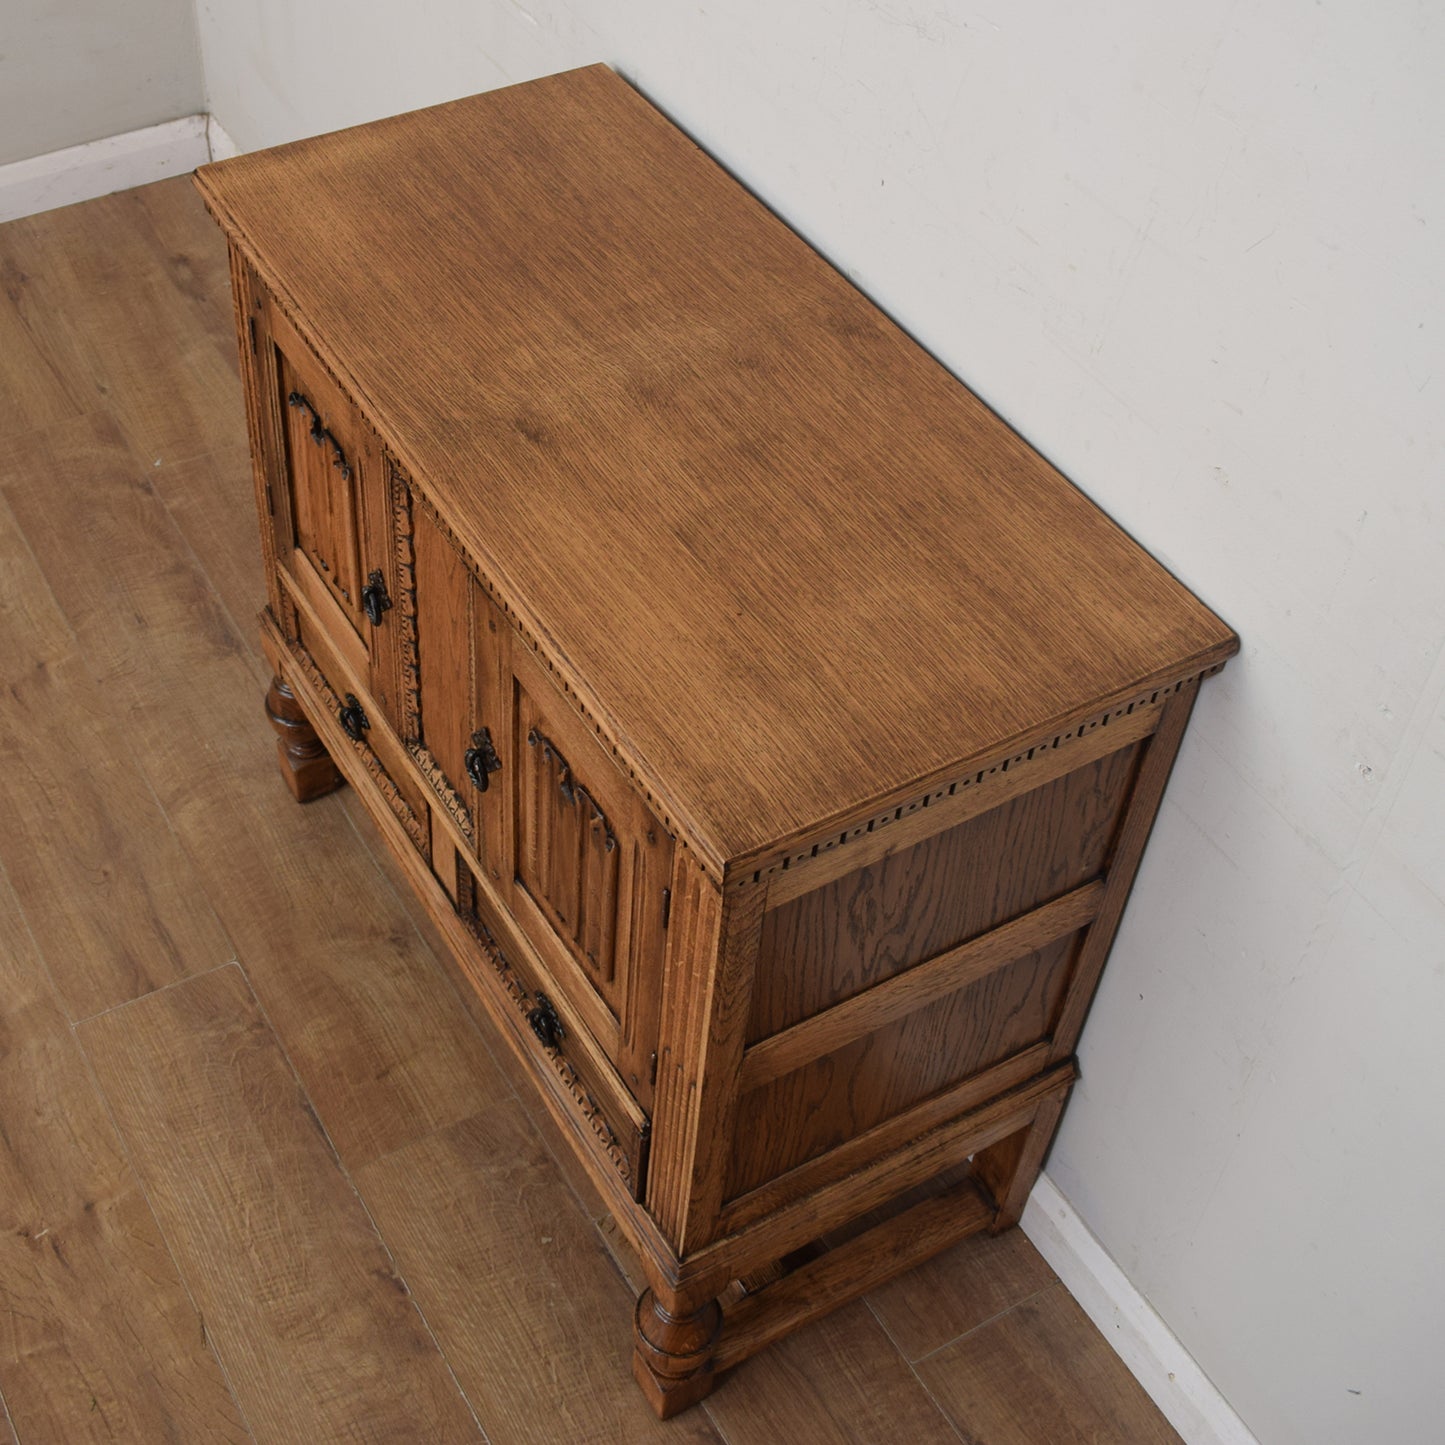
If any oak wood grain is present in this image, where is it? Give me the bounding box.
[728,933,1079,1196]
[916,1284,1184,1445]
[0,187,244,467]
[761,695,1166,905]
[143,443,271,687]
[0,870,250,1442]
[355,1111,722,1445]
[195,65,1238,875]
[714,1175,993,1371]
[689,1068,1073,1305]
[739,880,1105,1090]
[0,281,84,432]
[1047,678,1202,1066]
[722,1050,1052,1247]
[77,965,482,1441]
[749,743,1142,1040]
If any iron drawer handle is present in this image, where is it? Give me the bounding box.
[338,693,370,742]
[527,992,565,1051]
[361,569,392,627]
[464,727,503,790]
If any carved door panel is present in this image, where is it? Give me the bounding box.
[246,277,402,729]
[506,644,674,1107]
[398,477,508,886]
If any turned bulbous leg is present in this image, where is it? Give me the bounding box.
[632,1289,723,1419]
[264,676,344,802]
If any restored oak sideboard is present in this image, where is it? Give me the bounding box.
[195,63,1237,1416]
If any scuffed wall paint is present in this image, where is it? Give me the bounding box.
[0,0,204,166]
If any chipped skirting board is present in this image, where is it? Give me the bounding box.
[0,114,212,224]
[206,116,242,161]
[1023,1174,1260,1445]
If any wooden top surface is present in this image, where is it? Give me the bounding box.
[195,64,1236,876]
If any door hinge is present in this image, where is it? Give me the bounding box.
[648,1051,658,1086]
[661,887,672,929]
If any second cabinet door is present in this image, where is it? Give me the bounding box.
[507,642,674,1106]
[402,475,672,1106]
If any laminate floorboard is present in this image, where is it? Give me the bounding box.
[0,187,244,466]
[2,408,510,1172]
[703,1301,965,1445]
[357,1112,723,1445]
[0,480,236,1019]
[0,287,85,432]
[915,1284,1185,1445]
[0,177,1192,1444]
[77,965,482,1442]
[0,869,250,1441]
[865,1220,1059,1361]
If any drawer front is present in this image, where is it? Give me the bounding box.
[507,644,673,1105]
[283,598,430,862]
[455,863,649,1199]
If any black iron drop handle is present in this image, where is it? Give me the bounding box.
[464,727,503,791]
[287,390,353,481]
[338,693,370,742]
[528,992,565,1051]
[361,569,392,627]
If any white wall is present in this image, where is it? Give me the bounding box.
[0,0,203,166]
[194,5,1445,1442]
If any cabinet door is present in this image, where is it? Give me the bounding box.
[506,644,674,1107]
[400,482,508,885]
[398,470,672,1104]
[247,283,402,730]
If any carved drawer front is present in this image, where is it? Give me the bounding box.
[281,595,430,864]
[455,864,650,1200]
[252,286,402,729]
[508,644,673,1107]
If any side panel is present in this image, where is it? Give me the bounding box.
[722,736,1145,1204]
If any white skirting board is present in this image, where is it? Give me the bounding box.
[206,115,242,161]
[1022,1174,1259,1445]
[0,114,212,224]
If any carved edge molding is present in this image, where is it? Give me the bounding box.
[729,668,1224,891]
[457,900,638,1191]
[390,461,421,736]
[409,744,476,845]
[284,639,430,856]
[389,459,477,845]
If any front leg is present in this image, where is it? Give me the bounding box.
[264,675,344,802]
[632,1288,723,1418]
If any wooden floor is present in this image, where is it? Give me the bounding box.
[0,178,1183,1445]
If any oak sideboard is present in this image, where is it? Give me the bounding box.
[195,63,1237,1416]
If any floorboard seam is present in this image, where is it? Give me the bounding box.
[70,958,243,1025]
[906,1282,1058,1367]
[56,949,261,1442]
[237,956,494,1443]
